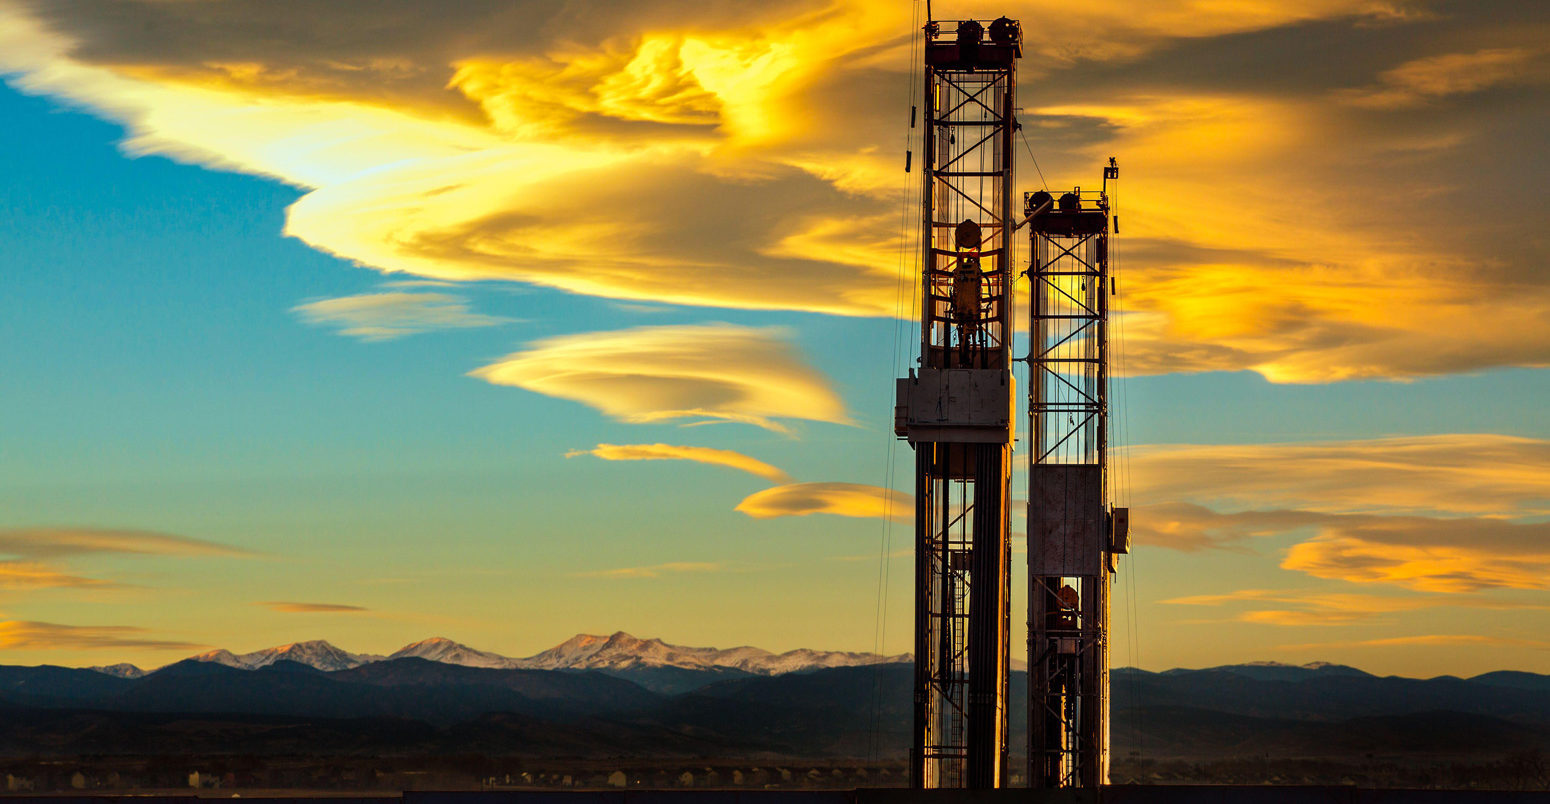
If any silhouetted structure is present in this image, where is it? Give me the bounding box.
[894,14,1022,790]
[1025,160,1127,788]
[896,11,1127,790]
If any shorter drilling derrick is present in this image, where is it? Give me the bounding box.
[1025,162,1129,789]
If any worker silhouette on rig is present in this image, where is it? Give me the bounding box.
[952,219,984,360]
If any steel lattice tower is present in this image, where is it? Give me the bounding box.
[894,15,1021,790]
[1025,162,1128,789]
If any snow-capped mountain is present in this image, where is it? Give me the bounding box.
[521,631,908,675]
[89,663,146,678]
[389,637,521,669]
[191,640,382,672]
[181,633,906,676]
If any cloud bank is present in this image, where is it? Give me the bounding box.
[1,0,1546,382]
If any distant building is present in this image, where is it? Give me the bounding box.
[608,771,627,788]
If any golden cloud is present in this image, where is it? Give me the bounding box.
[4,1,1547,381]
[1136,502,1550,593]
[736,482,911,522]
[1337,47,1542,108]
[0,561,116,590]
[1052,86,1550,381]
[292,291,511,340]
[469,324,846,433]
[569,443,792,483]
[258,601,368,613]
[0,619,205,651]
[1128,435,1550,516]
[1282,517,1550,593]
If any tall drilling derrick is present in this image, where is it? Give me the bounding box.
[894,15,1021,790]
[1025,163,1128,789]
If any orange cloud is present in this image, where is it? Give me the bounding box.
[736,482,911,522]
[1282,517,1550,593]
[0,561,116,590]
[0,620,205,651]
[258,601,368,613]
[469,324,846,433]
[1136,502,1550,593]
[569,443,791,483]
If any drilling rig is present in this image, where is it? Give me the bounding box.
[894,15,1020,790]
[1025,164,1127,789]
[894,13,1127,791]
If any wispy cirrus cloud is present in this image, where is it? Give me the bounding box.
[0,527,248,597]
[1163,588,1549,626]
[0,619,205,651]
[1336,47,1543,108]
[1136,502,1550,593]
[257,601,368,613]
[0,526,250,559]
[574,561,724,579]
[470,324,846,433]
[0,561,117,590]
[292,291,511,341]
[567,443,791,483]
[736,482,910,522]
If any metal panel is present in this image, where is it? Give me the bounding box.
[1028,465,1103,576]
[1110,507,1130,554]
[896,369,1012,444]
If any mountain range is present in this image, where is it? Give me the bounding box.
[4,655,1550,767]
[87,632,910,693]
